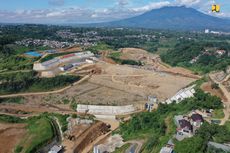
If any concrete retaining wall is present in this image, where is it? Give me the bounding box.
[77,104,136,115]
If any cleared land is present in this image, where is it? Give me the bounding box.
[201,82,228,102]
[17,61,195,106]
[0,48,197,106]
[0,123,26,153]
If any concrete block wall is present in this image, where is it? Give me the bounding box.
[77,104,136,115]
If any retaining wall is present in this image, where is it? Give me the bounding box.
[77,104,136,115]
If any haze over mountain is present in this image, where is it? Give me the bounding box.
[86,6,230,31]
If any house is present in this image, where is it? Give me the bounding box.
[191,113,204,127]
[48,145,63,153]
[216,50,226,56]
[160,147,174,153]
[145,96,158,112]
[177,119,193,137]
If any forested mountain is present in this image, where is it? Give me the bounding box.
[86,6,230,31]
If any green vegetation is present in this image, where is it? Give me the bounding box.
[0,97,25,104]
[16,116,54,153]
[40,51,78,62]
[212,109,225,119]
[0,114,25,123]
[108,51,142,66]
[113,144,131,153]
[211,83,220,90]
[88,42,113,54]
[0,71,81,94]
[70,98,78,110]
[174,123,230,153]
[53,113,69,132]
[3,113,69,153]
[119,89,223,152]
[110,56,142,66]
[160,40,230,74]
[109,52,121,58]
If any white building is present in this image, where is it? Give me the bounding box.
[205,29,210,34]
[165,85,196,104]
[33,51,94,71]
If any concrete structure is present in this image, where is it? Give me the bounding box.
[59,64,73,71]
[208,141,230,152]
[160,147,174,153]
[145,95,158,112]
[165,85,196,104]
[48,145,62,153]
[205,29,210,34]
[33,51,94,71]
[94,134,124,153]
[77,104,136,115]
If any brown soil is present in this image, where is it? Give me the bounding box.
[119,48,200,79]
[58,46,82,52]
[201,82,228,102]
[73,121,110,153]
[0,123,26,153]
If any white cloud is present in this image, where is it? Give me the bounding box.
[132,1,171,12]
[117,0,129,6]
[0,0,228,23]
[175,0,201,6]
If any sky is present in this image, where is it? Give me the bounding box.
[0,0,229,24]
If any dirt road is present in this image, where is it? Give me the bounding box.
[0,75,90,98]
[209,73,230,125]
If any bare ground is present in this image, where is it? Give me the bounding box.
[0,123,26,153]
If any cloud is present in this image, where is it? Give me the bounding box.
[0,0,228,24]
[132,1,171,12]
[48,0,65,6]
[175,0,201,6]
[117,0,129,6]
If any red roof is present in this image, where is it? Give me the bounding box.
[61,54,75,59]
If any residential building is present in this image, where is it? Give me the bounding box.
[191,113,204,127]
[178,119,193,137]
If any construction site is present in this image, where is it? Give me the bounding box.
[0,48,201,153]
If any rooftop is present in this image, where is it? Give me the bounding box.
[191,113,204,122]
[179,119,193,131]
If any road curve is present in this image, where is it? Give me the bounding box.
[0,75,90,98]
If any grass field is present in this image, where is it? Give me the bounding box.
[0,97,25,104]
[212,109,225,119]
[113,144,130,153]
[15,116,54,153]
[40,51,77,62]
[0,114,25,123]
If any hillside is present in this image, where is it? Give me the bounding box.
[87,6,230,31]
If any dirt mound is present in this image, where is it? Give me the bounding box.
[73,122,110,153]
[201,82,228,102]
[120,48,157,63]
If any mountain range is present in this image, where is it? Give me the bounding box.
[84,6,230,31]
